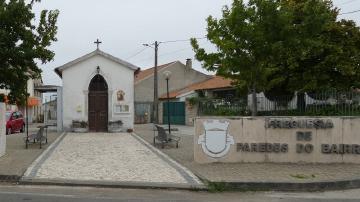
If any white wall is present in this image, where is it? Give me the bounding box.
[62,54,135,130]
[27,79,34,97]
[0,103,6,157]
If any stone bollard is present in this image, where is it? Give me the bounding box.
[0,102,6,158]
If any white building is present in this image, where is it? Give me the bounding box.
[0,78,43,123]
[55,49,138,132]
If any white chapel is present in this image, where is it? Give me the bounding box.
[55,46,138,132]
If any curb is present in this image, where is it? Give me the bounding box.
[206,179,360,192]
[0,175,21,183]
[22,132,67,178]
[19,178,206,191]
[131,133,204,186]
[0,132,66,184]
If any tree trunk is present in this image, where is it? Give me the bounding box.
[251,84,257,116]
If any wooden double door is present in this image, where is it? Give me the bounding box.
[88,74,109,132]
[88,91,108,132]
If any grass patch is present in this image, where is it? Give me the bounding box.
[207,181,230,192]
[290,174,316,179]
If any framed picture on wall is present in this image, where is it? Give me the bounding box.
[114,104,129,113]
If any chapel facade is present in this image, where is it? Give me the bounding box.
[55,49,138,132]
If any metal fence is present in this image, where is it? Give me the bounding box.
[198,91,360,116]
[135,102,153,124]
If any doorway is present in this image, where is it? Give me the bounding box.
[88,74,108,132]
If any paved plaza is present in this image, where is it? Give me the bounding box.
[0,125,59,178]
[22,132,202,188]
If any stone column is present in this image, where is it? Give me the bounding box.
[57,87,63,133]
[0,102,6,157]
[185,100,198,126]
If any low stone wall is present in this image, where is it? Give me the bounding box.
[0,102,6,157]
[195,116,360,164]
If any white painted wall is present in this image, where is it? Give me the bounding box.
[0,102,6,158]
[62,54,135,130]
[27,79,34,97]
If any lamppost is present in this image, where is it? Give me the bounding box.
[163,71,172,134]
[25,83,29,149]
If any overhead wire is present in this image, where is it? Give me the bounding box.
[131,36,208,62]
[160,36,207,44]
[125,47,149,60]
[339,9,360,15]
[133,39,209,63]
[337,0,358,6]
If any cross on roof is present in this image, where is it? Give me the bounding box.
[94,39,102,50]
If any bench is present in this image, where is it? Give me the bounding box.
[154,125,180,149]
[25,126,47,149]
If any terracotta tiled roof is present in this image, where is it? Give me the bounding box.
[159,76,233,99]
[134,61,177,83]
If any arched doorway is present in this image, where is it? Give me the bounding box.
[88,74,108,132]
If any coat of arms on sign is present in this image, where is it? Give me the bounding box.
[117,90,125,101]
[198,120,234,158]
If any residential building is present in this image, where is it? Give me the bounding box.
[158,75,234,125]
[0,78,43,123]
[134,59,211,124]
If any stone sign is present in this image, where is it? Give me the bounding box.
[194,117,360,164]
[0,102,6,158]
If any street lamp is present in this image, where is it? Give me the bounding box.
[163,70,172,134]
[25,83,29,149]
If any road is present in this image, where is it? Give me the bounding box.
[0,184,360,202]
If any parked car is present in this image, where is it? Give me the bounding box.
[5,111,25,135]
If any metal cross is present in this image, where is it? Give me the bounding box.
[94,39,102,49]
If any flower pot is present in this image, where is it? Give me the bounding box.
[108,121,123,133]
[73,127,88,133]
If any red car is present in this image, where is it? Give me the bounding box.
[5,111,25,135]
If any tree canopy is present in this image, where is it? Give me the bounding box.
[0,0,59,104]
[191,0,360,113]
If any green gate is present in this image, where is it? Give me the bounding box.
[163,102,185,125]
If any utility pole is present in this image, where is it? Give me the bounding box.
[153,41,159,124]
[143,41,160,124]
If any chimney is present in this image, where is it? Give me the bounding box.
[186,58,192,69]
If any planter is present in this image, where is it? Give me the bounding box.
[72,120,88,133]
[72,127,88,133]
[108,127,124,133]
[108,120,123,133]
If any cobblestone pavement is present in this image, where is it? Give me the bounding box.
[23,133,201,186]
[0,125,59,177]
[135,124,360,183]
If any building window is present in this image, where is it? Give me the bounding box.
[114,105,129,113]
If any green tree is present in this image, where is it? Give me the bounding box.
[0,0,59,104]
[268,0,360,110]
[191,0,291,115]
[192,0,360,115]
[270,0,360,100]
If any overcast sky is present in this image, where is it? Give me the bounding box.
[32,0,360,86]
